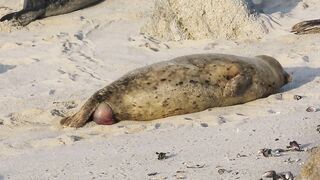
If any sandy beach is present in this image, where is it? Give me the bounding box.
[0,0,319,179]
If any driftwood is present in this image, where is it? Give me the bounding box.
[292,19,320,35]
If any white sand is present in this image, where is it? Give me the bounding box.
[141,0,268,41]
[0,0,320,179]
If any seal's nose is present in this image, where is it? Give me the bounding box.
[283,71,292,84]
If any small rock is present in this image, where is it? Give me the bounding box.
[263,170,277,178]
[259,148,283,157]
[263,171,293,180]
[286,141,301,151]
[154,123,161,129]
[274,94,283,100]
[302,55,309,62]
[183,162,206,168]
[293,95,303,100]
[156,152,168,160]
[49,89,56,95]
[147,172,158,176]
[218,168,232,175]
[236,153,247,158]
[306,106,318,112]
[200,123,208,127]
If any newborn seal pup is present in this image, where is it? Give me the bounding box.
[60,54,290,128]
[0,0,103,26]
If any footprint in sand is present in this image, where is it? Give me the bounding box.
[30,135,84,148]
[50,100,78,118]
[129,34,170,52]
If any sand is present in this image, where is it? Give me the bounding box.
[0,0,320,179]
[141,0,268,41]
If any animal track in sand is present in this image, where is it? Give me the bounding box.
[129,34,170,52]
[30,135,84,148]
[5,109,49,128]
[56,23,104,81]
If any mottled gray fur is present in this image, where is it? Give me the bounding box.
[0,0,103,26]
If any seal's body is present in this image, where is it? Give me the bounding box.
[0,0,102,26]
[61,54,290,127]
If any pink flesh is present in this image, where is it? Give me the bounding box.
[93,103,114,125]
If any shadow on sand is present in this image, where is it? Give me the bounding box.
[247,0,301,14]
[0,64,16,74]
[281,67,320,91]
[0,175,4,180]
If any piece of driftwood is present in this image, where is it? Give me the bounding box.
[292,19,320,35]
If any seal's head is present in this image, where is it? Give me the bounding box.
[256,55,292,86]
[93,103,115,125]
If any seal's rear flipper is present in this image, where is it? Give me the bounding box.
[0,9,45,26]
[60,95,101,128]
[0,12,18,22]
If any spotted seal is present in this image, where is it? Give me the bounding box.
[0,0,103,26]
[60,54,290,127]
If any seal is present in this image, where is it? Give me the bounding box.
[60,54,291,128]
[0,0,103,26]
[291,19,320,35]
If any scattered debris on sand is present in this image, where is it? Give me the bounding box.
[263,170,294,180]
[259,141,304,157]
[293,95,303,100]
[306,106,319,112]
[156,152,170,160]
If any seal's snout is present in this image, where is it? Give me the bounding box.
[93,103,114,125]
[283,71,292,85]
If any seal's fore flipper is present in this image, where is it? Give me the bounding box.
[223,74,252,97]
